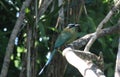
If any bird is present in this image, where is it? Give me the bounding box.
[38,24,80,75]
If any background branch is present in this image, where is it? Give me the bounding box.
[63,22,120,76]
[0,0,32,77]
[38,0,53,19]
[84,0,120,52]
[68,22,120,49]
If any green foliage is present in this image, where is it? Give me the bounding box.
[79,0,118,76]
[25,8,30,14]
[0,0,119,77]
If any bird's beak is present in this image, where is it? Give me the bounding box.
[75,24,80,27]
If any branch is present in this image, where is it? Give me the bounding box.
[68,23,120,49]
[62,47,105,77]
[0,0,32,77]
[84,1,120,51]
[63,18,120,77]
[26,26,32,77]
[38,0,53,19]
[55,0,64,28]
[115,37,120,77]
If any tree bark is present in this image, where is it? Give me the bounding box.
[0,0,32,77]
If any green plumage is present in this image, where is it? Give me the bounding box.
[39,24,79,75]
[54,27,77,48]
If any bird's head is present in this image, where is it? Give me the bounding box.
[66,24,80,29]
[66,24,80,32]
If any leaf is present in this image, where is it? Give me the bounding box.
[38,21,49,47]
[38,21,46,38]
[107,67,114,77]
[25,8,30,14]
[87,16,96,31]
[98,38,107,50]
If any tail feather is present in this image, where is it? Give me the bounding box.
[38,65,46,75]
[38,49,56,75]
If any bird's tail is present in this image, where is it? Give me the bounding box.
[38,49,56,75]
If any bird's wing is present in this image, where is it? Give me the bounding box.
[54,31,72,48]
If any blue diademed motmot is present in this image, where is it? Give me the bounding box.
[38,24,80,75]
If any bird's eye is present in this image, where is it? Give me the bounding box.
[68,24,75,28]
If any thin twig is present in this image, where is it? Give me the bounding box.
[55,0,64,28]
[84,1,120,52]
[38,0,53,20]
[27,26,32,77]
[35,0,38,26]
